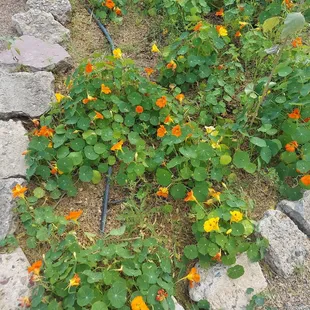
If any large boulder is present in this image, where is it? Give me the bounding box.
[0,71,54,119]
[189,254,267,310]
[0,35,72,72]
[26,0,72,25]
[12,9,70,46]
[257,210,310,277]
[0,120,28,179]
[0,247,31,310]
[0,178,25,241]
[277,191,310,237]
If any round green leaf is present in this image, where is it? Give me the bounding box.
[107,281,127,308]
[220,154,232,165]
[231,222,245,236]
[33,187,45,199]
[227,265,245,279]
[127,92,142,105]
[91,301,108,310]
[70,138,85,151]
[79,166,93,182]
[57,158,74,173]
[84,146,99,160]
[277,66,293,77]
[184,245,198,259]
[156,168,172,186]
[92,170,102,184]
[77,286,94,307]
[193,167,207,181]
[170,183,187,199]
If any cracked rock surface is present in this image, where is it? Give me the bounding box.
[12,9,70,46]
[0,35,72,72]
[0,70,54,118]
[26,0,72,25]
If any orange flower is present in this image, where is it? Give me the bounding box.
[303,117,310,123]
[156,187,169,198]
[285,141,298,152]
[18,296,31,308]
[193,21,203,32]
[105,0,115,9]
[172,125,182,137]
[157,125,167,138]
[85,62,93,74]
[115,7,122,15]
[50,165,63,175]
[301,175,310,186]
[175,93,185,103]
[284,0,294,9]
[111,140,124,151]
[166,60,177,70]
[184,190,197,202]
[288,108,300,119]
[12,184,28,199]
[156,289,168,302]
[217,64,225,70]
[156,96,167,108]
[238,6,245,11]
[131,296,149,310]
[82,95,97,105]
[94,111,104,120]
[292,37,302,48]
[136,106,144,114]
[101,84,112,94]
[212,251,222,262]
[69,274,81,287]
[185,267,200,288]
[28,260,42,275]
[22,150,30,155]
[33,126,55,137]
[144,67,154,76]
[65,210,83,221]
[215,8,224,17]
[164,115,173,124]
[32,119,40,127]
[235,31,241,37]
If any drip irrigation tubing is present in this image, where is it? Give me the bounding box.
[84,2,117,232]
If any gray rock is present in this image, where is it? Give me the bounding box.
[0,178,25,241]
[189,254,267,310]
[285,305,310,310]
[26,0,72,24]
[277,191,310,237]
[12,9,70,46]
[0,35,72,72]
[172,297,185,310]
[0,71,54,118]
[0,120,28,179]
[257,210,310,278]
[0,247,31,310]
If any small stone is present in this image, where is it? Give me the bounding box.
[277,191,310,237]
[26,0,72,24]
[0,35,72,72]
[0,178,25,240]
[257,210,310,278]
[0,71,54,118]
[0,247,30,310]
[189,254,267,310]
[172,297,185,310]
[0,120,28,179]
[12,9,70,46]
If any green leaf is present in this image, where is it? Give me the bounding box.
[233,150,250,169]
[84,146,99,160]
[170,183,187,199]
[184,245,198,259]
[127,92,142,105]
[221,254,236,266]
[197,300,211,309]
[91,301,108,310]
[250,137,267,147]
[77,285,94,307]
[197,237,210,255]
[231,222,245,236]
[262,16,280,32]
[107,281,127,308]
[109,225,126,236]
[70,138,85,151]
[57,158,74,173]
[193,167,207,181]
[156,168,172,186]
[277,66,293,77]
[260,147,272,164]
[281,12,306,39]
[33,187,45,199]
[227,265,245,279]
[220,154,232,165]
[92,170,102,184]
[36,227,49,241]
[79,166,93,182]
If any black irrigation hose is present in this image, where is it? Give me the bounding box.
[85,3,116,232]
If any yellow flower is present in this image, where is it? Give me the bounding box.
[230,210,243,223]
[204,217,220,233]
[111,140,124,151]
[205,126,215,134]
[69,274,81,287]
[151,44,160,53]
[226,229,232,235]
[239,21,248,29]
[113,48,122,59]
[208,188,221,202]
[12,184,28,199]
[55,93,65,103]
[216,25,228,37]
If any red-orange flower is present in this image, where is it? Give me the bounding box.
[144,67,154,76]
[303,117,310,123]
[193,21,203,31]
[94,111,104,120]
[33,126,54,137]
[175,93,185,103]
[115,7,122,15]
[172,124,182,137]
[65,210,83,221]
[18,296,31,308]
[285,141,298,152]
[50,165,63,175]
[284,0,294,9]
[69,274,81,287]
[184,190,197,202]
[156,96,167,108]
[82,95,97,105]
[136,106,144,114]
[166,60,177,70]
[292,37,302,48]
[215,8,224,17]
[101,83,112,94]
[157,125,167,138]
[85,62,93,74]
[235,31,241,38]
[12,184,28,199]
[288,108,301,119]
[28,260,42,275]
[105,0,115,9]
[156,289,168,302]
[156,187,169,198]
[32,119,40,127]
[164,115,173,124]
[301,175,310,186]
[111,140,124,151]
[185,267,200,288]
[238,6,245,12]
[212,251,222,262]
